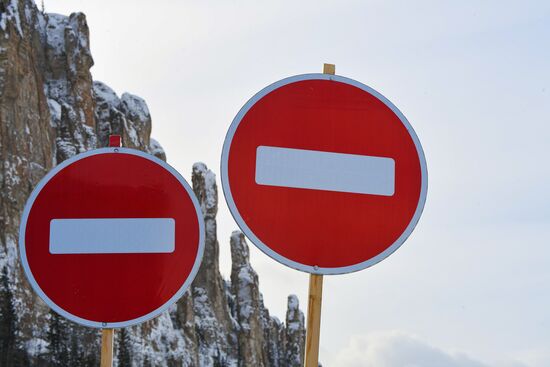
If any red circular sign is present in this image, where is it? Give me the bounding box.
[19,148,204,327]
[221,74,427,274]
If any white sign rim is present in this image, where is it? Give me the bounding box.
[221,73,428,275]
[19,147,205,328]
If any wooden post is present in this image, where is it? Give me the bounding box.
[323,63,335,75]
[100,134,121,367]
[304,273,324,367]
[303,63,334,367]
[101,328,114,367]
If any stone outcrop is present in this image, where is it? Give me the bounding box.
[231,231,270,366]
[285,295,306,367]
[0,0,305,365]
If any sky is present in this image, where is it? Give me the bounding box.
[45,1,550,365]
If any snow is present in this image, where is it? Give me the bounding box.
[55,136,77,159]
[47,98,61,126]
[204,172,218,214]
[143,311,187,365]
[121,93,150,122]
[286,295,305,333]
[44,79,68,101]
[193,162,218,215]
[271,316,281,325]
[25,338,48,357]
[193,288,218,326]
[193,162,207,175]
[10,0,23,36]
[288,294,299,311]
[68,13,87,48]
[0,0,24,36]
[44,13,68,55]
[287,319,302,331]
[237,269,255,322]
[193,286,238,366]
[24,3,32,24]
[0,235,17,277]
[204,171,217,208]
[149,138,165,158]
[3,158,21,186]
[35,10,46,36]
[231,230,243,243]
[93,81,120,108]
[238,267,254,284]
[81,124,97,150]
[124,118,140,146]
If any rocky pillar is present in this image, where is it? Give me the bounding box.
[285,295,306,367]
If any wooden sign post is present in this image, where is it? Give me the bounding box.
[304,272,324,367]
[100,328,114,367]
[303,63,334,367]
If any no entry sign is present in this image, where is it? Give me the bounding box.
[19,148,204,328]
[221,74,427,275]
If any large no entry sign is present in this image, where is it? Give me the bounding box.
[19,148,204,327]
[221,74,427,275]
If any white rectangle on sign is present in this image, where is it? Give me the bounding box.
[255,146,395,196]
[49,218,175,254]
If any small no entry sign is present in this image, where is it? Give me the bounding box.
[221,73,427,275]
[19,148,204,328]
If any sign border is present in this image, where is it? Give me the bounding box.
[221,73,428,275]
[19,147,205,328]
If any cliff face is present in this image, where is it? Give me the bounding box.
[0,1,305,366]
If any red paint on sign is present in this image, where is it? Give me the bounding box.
[20,149,204,327]
[222,74,427,274]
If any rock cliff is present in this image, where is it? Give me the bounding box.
[0,0,305,365]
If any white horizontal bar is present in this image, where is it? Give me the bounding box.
[49,218,175,254]
[255,146,395,196]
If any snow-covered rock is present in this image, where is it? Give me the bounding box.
[231,231,269,365]
[0,1,305,365]
[285,295,306,367]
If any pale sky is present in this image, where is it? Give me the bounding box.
[45,1,550,365]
